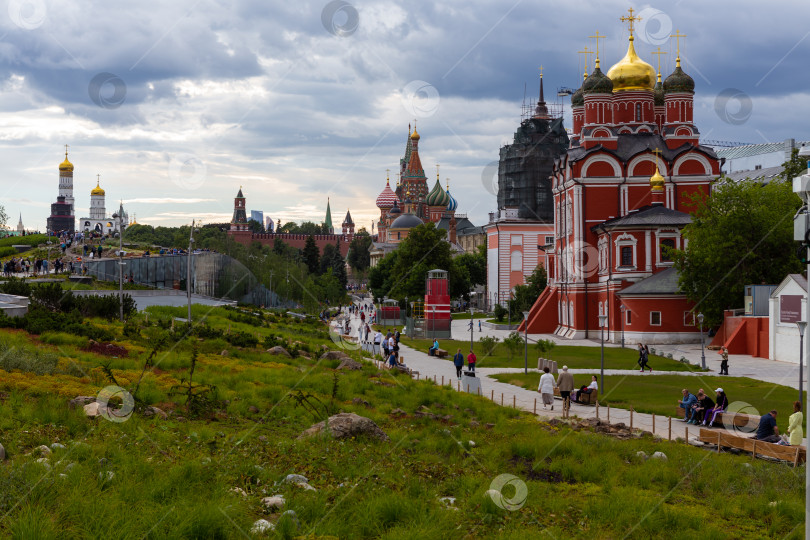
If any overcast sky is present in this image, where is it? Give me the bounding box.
[2,0,809,232]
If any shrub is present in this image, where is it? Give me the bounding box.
[479,335,499,356]
[0,277,31,297]
[0,340,58,375]
[502,332,524,361]
[493,304,507,322]
[226,331,259,348]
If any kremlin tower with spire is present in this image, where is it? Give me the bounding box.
[519,9,721,344]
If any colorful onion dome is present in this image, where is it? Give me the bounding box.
[445,180,458,211]
[426,177,450,207]
[375,178,398,209]
[663,57,695,94]
[410,128,420,141]
[606,35,655,92]
[571,73,586,106]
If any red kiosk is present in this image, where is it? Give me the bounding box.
[425,269,451,339]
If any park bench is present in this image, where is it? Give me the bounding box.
[429,348,448,358]
[675,407,760,429]
[698,428,806,467]
[553,387,597,405]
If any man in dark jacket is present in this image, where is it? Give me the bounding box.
[754,410,780,443]
[452,348,464,379]
[688,390,714,425]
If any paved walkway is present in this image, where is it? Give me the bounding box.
[346,300,806,446]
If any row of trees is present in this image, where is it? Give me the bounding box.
[368,223,486,302]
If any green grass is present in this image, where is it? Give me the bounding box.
[451,312,490,320]
[0,234,47,248]
[0,306,803,538]
[401,337,705,372]
[490,372,805,432]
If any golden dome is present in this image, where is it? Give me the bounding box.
[606,36,656,92]
[410,128,420,141]
[650,165,665,192]
[91,180,105,196]
[59,154,73,173]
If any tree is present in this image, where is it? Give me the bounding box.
[273,238,287,255]
[388,223,454,299]
[347,234,372,272]
[368,250,399,301]
[319,243,347,289]
[508,265,548,317]
[503,332,523,361]
[0,204,7,229]
[247,219,264,233]
[673,177,803,326]
[781,147,807,182]
[303,235,320,275]
[454,249,486,288]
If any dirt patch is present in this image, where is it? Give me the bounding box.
[509,455,574,484]
[85,341,129,357]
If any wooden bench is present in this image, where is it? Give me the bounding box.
[675,407,760,429]
[553,387,597,405]
[428,348,448,358]
[698,428,806,467]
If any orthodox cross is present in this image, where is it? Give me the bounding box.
[588,31,606,65]
[577,46,594,76]
[651,148,663,171]
[64,143,69,157]
[436,163,440,180]
[385,168,390,183]
[620,7,641,36]
[672,29,687,62]
[651,47,667,76]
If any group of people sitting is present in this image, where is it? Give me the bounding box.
[678,388,804,446]
[678,387,728,426]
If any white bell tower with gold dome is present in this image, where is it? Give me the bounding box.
[58,145,75,215]
[89,175,106,220]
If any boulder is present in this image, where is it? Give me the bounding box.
[33,445,51,457]
[261,495,284,509]
[220,350,229,356]
[230,487,248,498]
[250,519,275,534]
[337,358,362,371]
[50,443,66,450]
[84,402,102,418]
[248,405,260,414]
[284,474,309,485]
[142,406,167,420]
[636,451,648,460]
[267,346,291,357]
[298,412,390,442]
[69,396,96,409]
[651,451,668,461]
[351,397,371,408]
[389,408,406,416]
[0,442,5,460]
[35,457,51,470]
[320,350,350,361]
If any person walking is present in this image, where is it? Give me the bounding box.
[538,367,556,410]
[556,365,574,416]
[467,349,477,372]
[639,344,652,372]
[719,346,729,375]
[453,348,465,379]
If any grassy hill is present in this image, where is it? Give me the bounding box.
[0,306,803,538]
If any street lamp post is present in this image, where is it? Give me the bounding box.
[187,220,195,323]
[523,311,530,375]
[431,306,436,342]
[697,313,706,370]
[470,306,475,353]
[598,314,608,395]
[798,321,807,403]
[111,213,124,322]
[619,304,626,349]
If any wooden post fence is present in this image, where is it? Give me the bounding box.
[668,416,671,441]
[501,393,503,406]
[513,395,516,408]
[441,376,444,386]
[534,398,536,414]
[630,407,634,429]
[652,414,656,434]
[491,390,494,401]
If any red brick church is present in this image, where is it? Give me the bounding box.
[522,11,722,344]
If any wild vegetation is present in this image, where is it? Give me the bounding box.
[0,306,803,538]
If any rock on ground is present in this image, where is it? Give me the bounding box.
[298,413,390,442]
[250,519,275,534]
[284,474,309,485]
[0,443,5,460]
[261,496,284,509]
[84,402,102,418]
[69,396,96,409]
[651,451,668,461]
[337,358,362,370]
[142,406,167,419]
[320,350,350,361]
[267,346,291,357]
